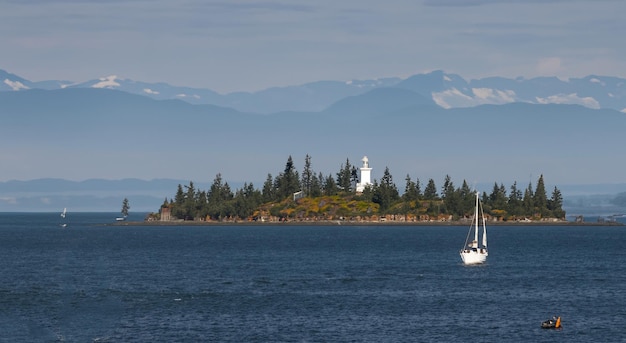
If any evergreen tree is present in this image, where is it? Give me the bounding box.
[459,180,473,216]
[173,184,186,219]
[195,190,208,219]
[262,173,274,202]
[441,175,460,216]
[232,182,261,219]
[522,182,534,215]
[336,158,353,193]
[441,175,454,199]
[488,182,507,212]
[207,174,233,220]
[424,178,438,200]
[323,173,337,196]
[402,174,419,202]
[508,181,523,217]
[360,183,375,202]
[301,154,314,196]
[350,166,359,191]
[275,155,300,199]
[309,172,323,197]
[534,174,549,217]
[400,174,415,214]
[414,177,422,200]
[373,167,399,213]
[548,186,565,218]
[121,198,130,217]
[183,181,196,219]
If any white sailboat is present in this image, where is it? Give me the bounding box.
[60,208,68,228]
[460,192,488,265]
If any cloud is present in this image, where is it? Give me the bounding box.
[0,197,17,205]
[535,93,600,109]
[536,57,564,76]
[143,88,159,95]
[423,0,576,6]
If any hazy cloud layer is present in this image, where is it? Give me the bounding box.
[1,0,625,92]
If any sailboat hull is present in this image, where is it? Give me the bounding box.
[460,250,488,265]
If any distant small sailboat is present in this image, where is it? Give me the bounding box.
[60,208,68,228]
[460,192,488,265]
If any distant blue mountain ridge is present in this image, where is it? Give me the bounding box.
[2,68,625,114]
[1,68,626,214]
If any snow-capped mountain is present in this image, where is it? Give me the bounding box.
[1,68,626,113]
[1,71,625,211]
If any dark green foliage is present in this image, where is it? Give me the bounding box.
[523,182,534,215]
[275,155,300,199]
[301,154,314,196]
[172,184,185,219]
[487,182,508,212]
[402,174,420,203]
[323,173,338,196]
[548,186,565,219]
[508,182,523,216]
[423,178,438,200]
[160,155,565,221]
[441,175,460,215]
[121,198,130,217]
[534,175,549,216]
[458,180,473,215]
[372,167,400,213]
[336,158,353,193]
[309,172,323,197]
[262,174,274,202]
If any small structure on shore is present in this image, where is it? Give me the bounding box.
[161,206,171,221]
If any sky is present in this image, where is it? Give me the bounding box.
[2,0,626,94]
[1,0,626,191]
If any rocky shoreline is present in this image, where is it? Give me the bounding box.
[109,219,623,227]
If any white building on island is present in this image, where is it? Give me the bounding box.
[355,156,372,193]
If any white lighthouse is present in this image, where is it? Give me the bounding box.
[356,156,372,193]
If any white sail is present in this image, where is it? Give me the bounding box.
[482,223,487,248]
[481,206,487,248]
[60,208,67,218]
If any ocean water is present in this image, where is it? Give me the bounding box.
[0,213,625,342]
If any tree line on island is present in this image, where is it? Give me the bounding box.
[151,155,565,222]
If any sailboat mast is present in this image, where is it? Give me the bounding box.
[474,192,479,243]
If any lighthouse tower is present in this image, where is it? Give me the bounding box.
[356,156,372,193]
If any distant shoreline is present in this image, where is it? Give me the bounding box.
[109,220,624,227]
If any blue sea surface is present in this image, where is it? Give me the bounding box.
[0,213,625,342]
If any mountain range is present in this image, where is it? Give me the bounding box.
[2,69,625,114]
[1,68,625,214]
